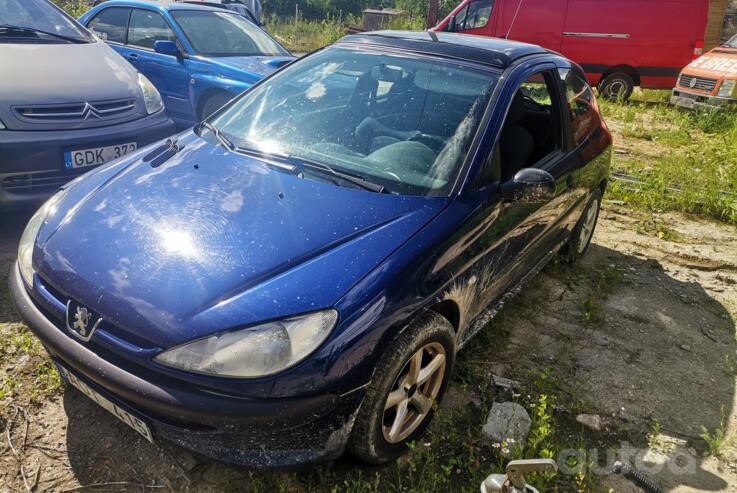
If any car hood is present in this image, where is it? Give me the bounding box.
[685,48,737,78]
[0,41,140,106]
[210,55,295,79]
[36,130,448,348]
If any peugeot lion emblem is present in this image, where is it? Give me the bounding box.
[65,301,103,341]
[689,78,697,89]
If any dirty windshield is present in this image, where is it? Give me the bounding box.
[208,47,499,195]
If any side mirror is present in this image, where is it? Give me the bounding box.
[500,168,556,203]
[154,40,181,58]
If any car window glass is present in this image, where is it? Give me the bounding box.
[457,0,493,31]
[520,73,552,106]
[170,10,287,56]
[88,7,129,44]
[560,69,597,147]
[128,9,176,50]
[208,48,499,197]
[0,0,93,42]
[496,71,561,181]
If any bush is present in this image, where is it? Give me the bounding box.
[51,0,90,18]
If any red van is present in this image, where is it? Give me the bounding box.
[432,0,708,100]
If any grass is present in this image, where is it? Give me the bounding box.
[700,405,729,458]
[581,267,623,326]
[599,90,737,225]
[265,14,426,53]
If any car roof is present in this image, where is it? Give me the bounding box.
[94,0,227,12]
[336,31,548,68]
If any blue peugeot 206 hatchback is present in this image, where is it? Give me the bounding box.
[79,0,294,128]
[11,32,611,468]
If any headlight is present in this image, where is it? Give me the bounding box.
[137,73,164,114]
[17,189,67,285]
[717,79,736,98]
[154,310,338,378]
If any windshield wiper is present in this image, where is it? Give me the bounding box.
[200,121,235,151]
[286,155,386,193]
[198,123,385,193]
[0,25,86,43]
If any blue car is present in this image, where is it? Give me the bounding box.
[79,0,294,128]
[10,32,611,467]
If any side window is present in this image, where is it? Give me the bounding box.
[461,0,493,30]
[495,71,562,181]
[450,0,493,32]
[88,7,130,44]
[128,9,176,50]
[560,69,598,147]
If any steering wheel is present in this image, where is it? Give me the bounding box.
[408,132,445,153]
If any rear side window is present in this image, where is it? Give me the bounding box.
[560,69,597,147]
[88,7,130,44]
[128,9,176,50]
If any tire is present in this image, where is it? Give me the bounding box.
[348,312,456,464]
[199,93,232,121]
[599,73,635,101]
[561,188,602,263]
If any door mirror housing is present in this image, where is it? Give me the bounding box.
[500,168,556,203]
[154,40,181,57]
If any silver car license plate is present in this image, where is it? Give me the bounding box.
[57,364,154,442]
[64,142,137,169]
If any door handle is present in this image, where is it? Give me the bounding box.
[127,53,139,61]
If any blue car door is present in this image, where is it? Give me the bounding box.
[127,8,193,122]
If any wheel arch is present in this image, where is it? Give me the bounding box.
[599,65,640,87]
[196,88,234,121]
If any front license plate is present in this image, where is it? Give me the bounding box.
[676,96,696,109]
[64,142,137,169]
[57,364,154,443]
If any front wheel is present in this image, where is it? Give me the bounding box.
[348,312,456,464]
[561,189,602,262]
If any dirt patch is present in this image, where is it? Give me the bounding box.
[1,204,735,492]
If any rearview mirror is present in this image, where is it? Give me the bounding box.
[154,40,180,58]
[500,168,555,203]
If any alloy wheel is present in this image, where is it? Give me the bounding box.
[578,200,599,254]
[382,342,446,444]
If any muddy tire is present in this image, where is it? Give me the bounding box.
[561,189,602,263]
[348,312,456,464]
[199,92,232,121]
[599,73,635,101]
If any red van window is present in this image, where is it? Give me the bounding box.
[455,0,493,32]
[560,69,597,147]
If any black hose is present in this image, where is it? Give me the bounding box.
[613,460,663,493]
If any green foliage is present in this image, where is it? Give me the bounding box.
[599,91,737,225]
[700,405,728,457]
[51,0,89,18]
[265,15,353,52]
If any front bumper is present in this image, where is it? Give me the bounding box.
[670,89,737,110]
[0,111,176,208]
[9,263,364,468]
